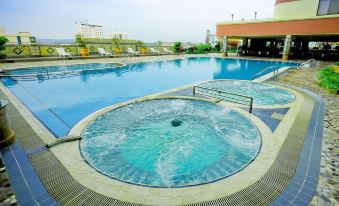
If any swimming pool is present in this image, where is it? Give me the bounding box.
[1,57,297,137]
[81,98,261,187]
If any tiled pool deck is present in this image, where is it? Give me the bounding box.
[0,56,328,205]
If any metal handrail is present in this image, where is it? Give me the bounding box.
[299,59,316,68]
[252,66,278,81]
[193,85,253,113]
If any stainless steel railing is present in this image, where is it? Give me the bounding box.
[193,85,253,113]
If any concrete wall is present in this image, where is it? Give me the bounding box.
[274,0,319,19]
[274,0,339,19]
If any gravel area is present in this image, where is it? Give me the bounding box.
[0,154,17,206]
[277,64,339,206]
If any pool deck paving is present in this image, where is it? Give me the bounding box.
[0,54,335,205]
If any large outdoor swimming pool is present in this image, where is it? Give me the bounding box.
[1,57,297,137]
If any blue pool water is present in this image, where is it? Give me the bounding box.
[81,99,261,187]
[1,57,297,137]
[199,80,296,106]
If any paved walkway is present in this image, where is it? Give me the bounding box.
[277,65,338,206]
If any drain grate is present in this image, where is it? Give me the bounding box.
[29,150,142,206]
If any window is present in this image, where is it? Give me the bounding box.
[317,0,339,15]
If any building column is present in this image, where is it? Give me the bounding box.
[222,36,228,52]
[282,35,292,60]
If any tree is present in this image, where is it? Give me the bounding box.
[0,36,9,58]
[173,42,182,52]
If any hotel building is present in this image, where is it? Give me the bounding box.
[216,0,339,60]
[76,21,104,38]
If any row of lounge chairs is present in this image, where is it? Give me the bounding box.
[56,47,174,58]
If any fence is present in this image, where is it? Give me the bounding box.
[2,43,174,58]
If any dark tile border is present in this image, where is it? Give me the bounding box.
[1,143,59,206]
[269,83,325,206]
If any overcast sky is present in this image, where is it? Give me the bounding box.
[0,0,275,42]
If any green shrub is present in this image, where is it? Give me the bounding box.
[196,44,212,53]
[75,33,87,48]
[185,46,207,54]
[318,67,339,94]
[0,36,9,58]
[336,62,339,66]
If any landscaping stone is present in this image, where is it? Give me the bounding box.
[278,64,338,206]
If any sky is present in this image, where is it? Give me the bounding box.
[0,0,275,43]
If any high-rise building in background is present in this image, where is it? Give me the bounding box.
[109,32,128,40]
[205,30,211,44]
[205,30,216,45]
[76,21,104,38]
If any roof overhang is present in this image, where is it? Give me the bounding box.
[216,17,339,37]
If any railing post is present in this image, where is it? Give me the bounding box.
[249,98,253,113]
[193,86,196,95]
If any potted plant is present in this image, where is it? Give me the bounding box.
[112,38,122,54]
[76,34,89,56]
[136,41,147,54]
[0,36,9,59]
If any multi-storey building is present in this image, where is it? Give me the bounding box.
[76,21,104,38]
[0,27,36,44]
[216,0,339,60]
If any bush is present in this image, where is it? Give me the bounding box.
[75,33,86,48]
[185,46,207,54]
[318,67,339,94]
[196,44,212,53]
[0,36,9,59]
[214,42,221,51]
[336,62,339,66]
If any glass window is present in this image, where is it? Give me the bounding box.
[318,0,339,15]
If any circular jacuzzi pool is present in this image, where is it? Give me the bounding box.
[199,80,295,106]
[81,98,261,187]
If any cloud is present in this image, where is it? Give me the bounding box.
[0,0,275,42]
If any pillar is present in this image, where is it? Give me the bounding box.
[282,35,292,60]
[222,36,228,52]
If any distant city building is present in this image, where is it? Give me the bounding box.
[205,30,211,44]
[0,27,36,45]
[76,21,104,38]
[109,32,128,40]
[205,30,216,45]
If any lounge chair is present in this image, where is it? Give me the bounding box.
[98,48,113,56]
[150,47,160,55]
[127,48,140,57]
[56,48,72,58]
[163,47,174,54]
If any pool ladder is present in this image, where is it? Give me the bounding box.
[299,59,316,68]
[193,85,253,113]
[252,66,278,82]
